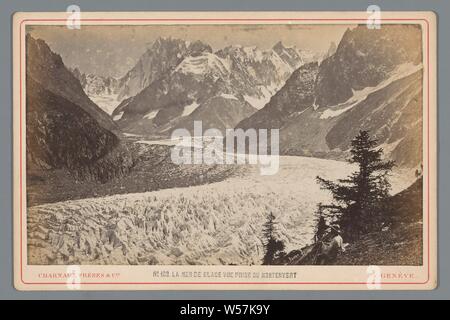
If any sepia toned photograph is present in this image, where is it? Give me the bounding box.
[13,11,437,290]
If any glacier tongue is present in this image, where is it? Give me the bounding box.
[27,155,414,265]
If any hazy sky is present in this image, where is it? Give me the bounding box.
[27,24,352,78]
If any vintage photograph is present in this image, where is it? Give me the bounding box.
[12,11,437,290]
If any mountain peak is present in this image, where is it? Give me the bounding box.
[218,44,243,53]
[187,40,213,56]
[152,36,187,50]
[273,41,286,50]
[273,41,298,53]
[315,24,423,108]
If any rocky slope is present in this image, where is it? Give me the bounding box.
[26,77,119,172]
[275,177,423,266]
[236,62,319,130]
[236,25,423,168]
[26,35,118,133]
[112,38,313,135]
[27,141,241,207]
[322,41,337,61]
[314,25,422,108]
[26,35,133,184]
[169,95,257,134]
[334,177,423,265]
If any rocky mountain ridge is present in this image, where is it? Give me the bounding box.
[26,35,133,183]
[235,25,424,168]
[26,35,118,133]
[112,37,316,135]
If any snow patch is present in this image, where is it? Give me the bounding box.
[175,53,231,77]
[123,133,140,137]
[312,99,319,111]
[220,93,238,101]
[113,112,124,121]
[320,104,355,119]
[181,101,200,116]
[243,95,267,110]
[143,110,159,120]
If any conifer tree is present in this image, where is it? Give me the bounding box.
[316,130,394,240]
[314,204,328,243]
[262,212,285,265]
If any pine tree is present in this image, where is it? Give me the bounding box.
[262,212,285,265]
[316,130,394,241]
[314,204,328,243]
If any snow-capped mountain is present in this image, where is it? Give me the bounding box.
[112,38,314,134]
[215,43,304,109]
[71,68,121,115]
[71,68,118,96]
[117,38,213,101]
[272,41,306,69]
[236,25,423,168]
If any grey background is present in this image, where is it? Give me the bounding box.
[0,0,447,300]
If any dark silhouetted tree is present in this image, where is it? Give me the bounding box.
[314,204,328,243]
[262,212,285,265]
[316,130,394,241]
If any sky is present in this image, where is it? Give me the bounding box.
[27,24,352,78]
